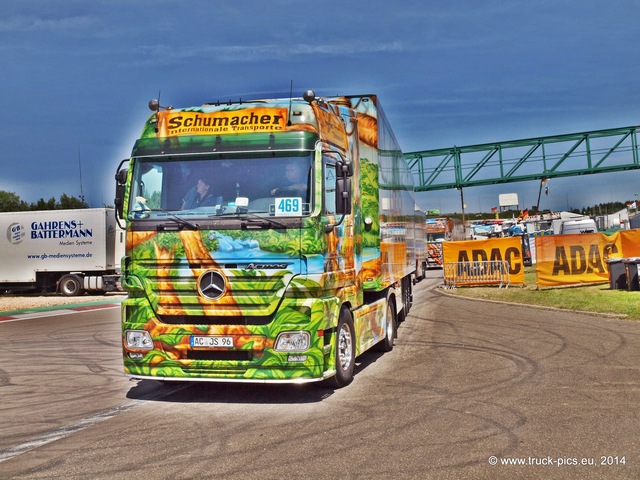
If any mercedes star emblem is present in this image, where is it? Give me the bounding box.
[198,270,226,300]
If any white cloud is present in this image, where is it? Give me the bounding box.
[0,15,97,32]
[132,41,405,63]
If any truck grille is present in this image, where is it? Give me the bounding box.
[158,313,274,325]
[140,262,290,321]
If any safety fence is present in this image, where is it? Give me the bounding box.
[443,260,511,289]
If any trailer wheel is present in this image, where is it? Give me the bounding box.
[407,278,413,311]
[59,274,84,297]
[399,277,412,322]
[375,298,396,352]
[329,309,356,388]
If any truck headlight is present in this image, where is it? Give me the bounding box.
[125,330,154,350]
[274,331,310,352]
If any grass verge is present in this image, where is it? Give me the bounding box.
[442,267,640,320]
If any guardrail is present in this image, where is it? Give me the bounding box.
[443,261,511,289]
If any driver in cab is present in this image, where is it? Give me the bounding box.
[271,162,308,197]
[182,176,218,209]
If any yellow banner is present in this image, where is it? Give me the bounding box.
[443,237,525,284]
[156,108,288,137]
[534,230,640,286]
[619,229,640,257]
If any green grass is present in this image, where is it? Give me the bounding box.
[443,267,640,320]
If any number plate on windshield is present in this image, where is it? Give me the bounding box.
[190,336,234,348]
[274,197,302,216]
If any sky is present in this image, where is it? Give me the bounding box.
[2,0,639,214]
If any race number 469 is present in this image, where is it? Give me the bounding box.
[275,197,302,216]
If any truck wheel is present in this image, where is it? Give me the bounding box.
[375,298,396,352]
[59,274,84,297]
[403,277,412,316]
[398,277,412,323]
[329,309,356,388]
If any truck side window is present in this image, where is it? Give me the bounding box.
[324,163,336,215]
[135,164,162,210]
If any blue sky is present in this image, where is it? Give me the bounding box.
[2,0,639,213]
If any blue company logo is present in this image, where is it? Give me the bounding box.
[7,223,25,245]
[30,219,93,239]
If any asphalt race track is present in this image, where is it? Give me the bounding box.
[0,273,638,479]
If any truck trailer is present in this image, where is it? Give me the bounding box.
[115,91,420,387]
[0,208,124,295]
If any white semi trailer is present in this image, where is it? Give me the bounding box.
[0,208,124,296]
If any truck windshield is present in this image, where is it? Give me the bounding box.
[127,152,313,219]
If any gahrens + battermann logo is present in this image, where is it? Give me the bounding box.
[7,223,25,245]
[30,219,93,239]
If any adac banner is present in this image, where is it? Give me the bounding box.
[156,108,289,137]
[535,229,640,287]
[443,237,525,285]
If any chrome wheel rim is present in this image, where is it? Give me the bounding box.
[337,324,353,371]
[385,305,394,342]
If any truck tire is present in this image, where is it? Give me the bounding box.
[59,274,84,297]
[328,309,356,388]
[398,276,412,322]
[375,297,396,352]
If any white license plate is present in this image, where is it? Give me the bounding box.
[274,197,302,216]
[190,336,234,348]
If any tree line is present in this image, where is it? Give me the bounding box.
[0,191,88,212]
[445,201,634,221]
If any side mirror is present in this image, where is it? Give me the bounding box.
[336,159,353,178]
[114,163,129,221]
[335,177,352,215]
[115,167,128,184]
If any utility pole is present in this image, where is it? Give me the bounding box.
[78,145,85,204]
[535,177,547,213]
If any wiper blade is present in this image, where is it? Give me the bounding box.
[239,214,287,230]
[151,209,199,230]
[211,209,287,229]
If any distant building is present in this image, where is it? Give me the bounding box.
[595,208,630,230]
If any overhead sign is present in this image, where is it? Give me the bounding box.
[499,193,519,207]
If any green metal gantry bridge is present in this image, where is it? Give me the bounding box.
[405,126,640,194]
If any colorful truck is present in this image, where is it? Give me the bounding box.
[425,217,464,268]
[425,218,448,268]
[115,91,419,387]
